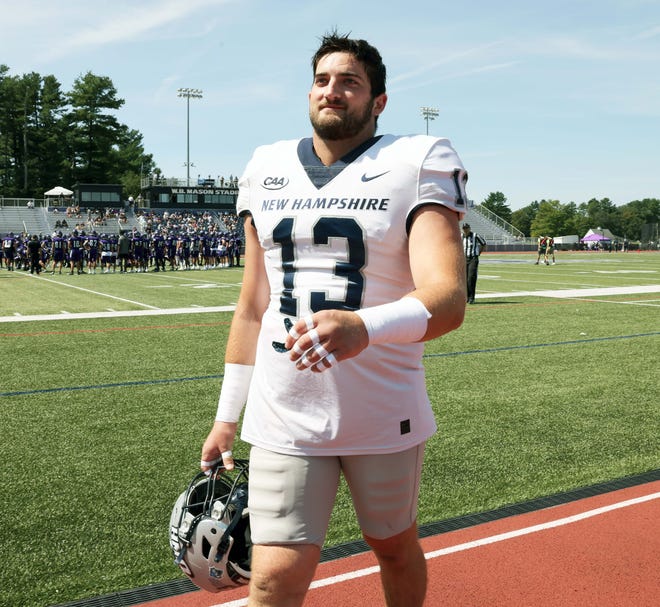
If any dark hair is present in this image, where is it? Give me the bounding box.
[311,30,387,98]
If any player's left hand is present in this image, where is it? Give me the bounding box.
[285,309,369,373]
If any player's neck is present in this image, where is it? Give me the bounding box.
[312,129,376,166]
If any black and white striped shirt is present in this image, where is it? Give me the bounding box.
[463,232,486,258]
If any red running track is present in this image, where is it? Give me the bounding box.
[141,480,660,607]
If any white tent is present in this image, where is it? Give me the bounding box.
[44,186,73,196]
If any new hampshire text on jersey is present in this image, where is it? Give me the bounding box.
[261,197,390,212]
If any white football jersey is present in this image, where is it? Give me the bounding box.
[237,134,467,455]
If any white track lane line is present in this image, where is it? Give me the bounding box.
[212,491,660,607]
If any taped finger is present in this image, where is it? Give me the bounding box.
[288,315,315,340]
[298,342,330,369]
[311,352,337,373]
[201,457,221,468]
[312,343,329,358]
[307,328,321,347]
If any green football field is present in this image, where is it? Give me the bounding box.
[1,251,658,607]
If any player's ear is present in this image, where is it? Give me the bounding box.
[373,93,387,116]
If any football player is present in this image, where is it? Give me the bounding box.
[535,235,547,264]
[50,231,67,274]
[200,31,467,607]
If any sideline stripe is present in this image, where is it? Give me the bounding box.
[1,374,223,397]
[212,492,660,607]
[425,331,660,360]
[4,332,656,398]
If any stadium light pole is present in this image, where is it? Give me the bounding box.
[177,88,203,186]
[420,106,439,135]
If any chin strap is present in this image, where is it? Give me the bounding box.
[215,484,248,562]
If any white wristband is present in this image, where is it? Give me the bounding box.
[215,363,254,422]
[355,297,431,345]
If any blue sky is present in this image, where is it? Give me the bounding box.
[2,0,659,209]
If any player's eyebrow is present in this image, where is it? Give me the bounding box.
[314,70,365,81]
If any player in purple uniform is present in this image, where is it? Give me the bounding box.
[3,232,17,271]
[50,231,67,274]
[68,230,84,274]
[85,231,100,274]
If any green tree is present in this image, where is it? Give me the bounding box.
[577,198,621,235]
[0,66,23,193]
[33,75,67,192]
[511,202,539,237]
[530,200,561,237]
[65,72,124,184]
[618,198,659,240]
[1,69,68,196]
[481,191,512,224]
[111,125,157,195]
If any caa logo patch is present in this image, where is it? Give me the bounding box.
[261,176,289,190]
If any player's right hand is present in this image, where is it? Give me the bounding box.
[200,421,238,473]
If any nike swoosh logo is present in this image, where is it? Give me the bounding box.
[361,170,390,182]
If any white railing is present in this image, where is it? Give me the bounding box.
[475,204,525,240]
[0,197,47,208]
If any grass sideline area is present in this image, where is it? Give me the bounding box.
[1,251,659,607]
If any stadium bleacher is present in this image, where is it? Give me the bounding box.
[461,204,525,245]
[2,201,512,248]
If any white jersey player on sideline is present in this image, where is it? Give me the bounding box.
[200,31,467,607]
[237,134,465,454]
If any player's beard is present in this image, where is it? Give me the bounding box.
[310,98,375,141]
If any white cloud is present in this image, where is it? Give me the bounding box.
[1,0,234,63]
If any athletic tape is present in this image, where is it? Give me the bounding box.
[312,352,337,373]
[313,343,329,358]
[201,457,221,468]
[308,328,320,346]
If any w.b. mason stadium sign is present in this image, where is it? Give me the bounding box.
[141,180,239,210]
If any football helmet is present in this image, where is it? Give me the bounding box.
[169,459,251,592]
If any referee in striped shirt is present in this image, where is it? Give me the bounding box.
[462,223,486,304]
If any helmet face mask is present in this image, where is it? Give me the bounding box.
[169,460,251,592]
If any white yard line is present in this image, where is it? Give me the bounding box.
[3,284,659,324]
[0,305,237,323]
[478,285,660,299]
[31,274,161,309]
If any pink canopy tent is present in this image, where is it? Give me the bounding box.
[581,232,611,242]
